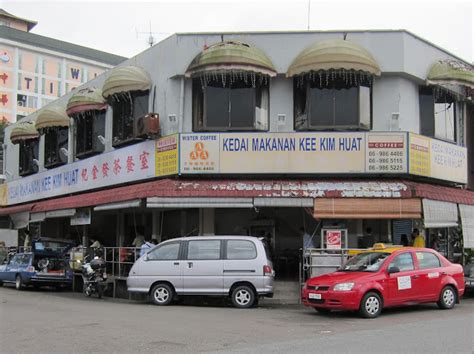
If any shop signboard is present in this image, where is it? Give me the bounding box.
[180,132,408,175]
[70,208,91,226]
[155,134,179,177]
[409,133,467,184]
[180,132,367,174]
[6,140,156,205]
[326,230,342,249]
[366,133,407,173]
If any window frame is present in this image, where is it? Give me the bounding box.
[389,252,415,272]
[146,241,181,261]
[192,77,270,132]
[294,76,372,131]
[19,139,39,176]
[44,127,68,169]
[419,86,458,143]
[224,240,257,260]
[74,110,105,159]
[109,90,150,147]
[185,239,222,261]
[415,252,441,270]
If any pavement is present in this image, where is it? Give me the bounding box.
[0,285,473,353]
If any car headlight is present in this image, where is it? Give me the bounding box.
[333,282,355,291]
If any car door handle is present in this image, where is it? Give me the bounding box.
[187,262,193,268]
[173,262,180,266]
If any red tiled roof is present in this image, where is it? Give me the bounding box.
[405,180,474,205]
[1,178,473,216]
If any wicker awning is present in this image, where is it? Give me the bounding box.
[287,39,381,77]
[314,198,422,219]
[10,120,39,144]
[427,59,474,90]
[36,105,69,133]
[67,87,107,115]
[102,66,151,98]
[185,41,277,78]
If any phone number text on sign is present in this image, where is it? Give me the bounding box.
[366,133,407,173]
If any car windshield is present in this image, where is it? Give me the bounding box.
[340,252,390,272]
[34,241,70,253]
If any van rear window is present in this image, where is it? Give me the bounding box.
[226,240,257,260]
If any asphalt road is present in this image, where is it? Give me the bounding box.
[0,286,473,353]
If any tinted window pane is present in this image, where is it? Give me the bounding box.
[309,88,333,126]
[206,87,229,127]
[389,253,415,272]
[335,87,358,126]
[230,88,254,128]
[359,86,371,129]
[187,240,221,260]
[227,240,257,260]
[434,102,455,141]
[132,93,149,119]
[419,91,435,136]
[416,252,441,269]
[147,243,180,260]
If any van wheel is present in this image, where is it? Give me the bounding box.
[231,285,255,308]
[437,286,456,309]
[359,292,382,318]
[15,275,24,290]
[151,283,173,306]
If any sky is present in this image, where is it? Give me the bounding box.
[2,0,473,62]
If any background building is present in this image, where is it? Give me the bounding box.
[0,8,125,176]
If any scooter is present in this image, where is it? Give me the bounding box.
[79,255,107,299]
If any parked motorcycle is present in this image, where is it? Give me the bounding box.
[79,255,107,299]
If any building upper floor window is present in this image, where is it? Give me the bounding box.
[419,87,457,142]
[287,39,380,131]
[19,139,39,176]
[102,66,152,147]
[75,110,105,159]
[192,75,269,131]
[294,73,372,130]
[186,41,277,132]
[109,90,149,146]
[44,127,68,168]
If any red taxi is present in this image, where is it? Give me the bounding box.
[302,246,465,318]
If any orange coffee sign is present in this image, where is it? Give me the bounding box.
[180,134,219,173]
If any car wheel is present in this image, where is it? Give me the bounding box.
[231,285,255,308]
[359,292,382,318]
[437,286,456,309]
[314,307,331,314]
[15,275,24,290]
[151,283,173,306]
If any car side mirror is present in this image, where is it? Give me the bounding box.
[388,266,400,274]
[144,253,149,261]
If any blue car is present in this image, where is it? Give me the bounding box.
[0,238,74,290]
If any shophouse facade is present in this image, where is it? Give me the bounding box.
[0,30,473,283]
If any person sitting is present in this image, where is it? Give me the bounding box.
[140,239,158,257]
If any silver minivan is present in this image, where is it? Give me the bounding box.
[127,236,274,308]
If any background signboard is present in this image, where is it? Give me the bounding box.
[409,133,467,184]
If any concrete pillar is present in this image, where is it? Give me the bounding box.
[152,209,162,242]
[199,208,215,236]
